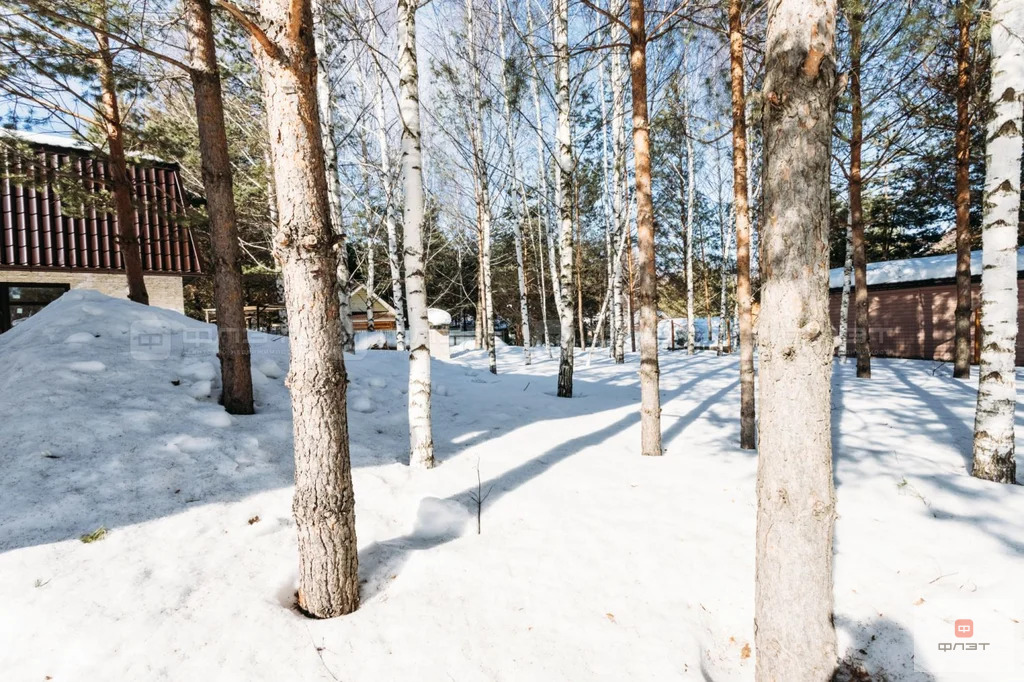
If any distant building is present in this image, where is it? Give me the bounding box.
[0,131,201,332]
[828,248,1024,365]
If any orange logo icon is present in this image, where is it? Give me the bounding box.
[955,619,974,638]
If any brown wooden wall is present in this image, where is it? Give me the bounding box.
[829,280,1024,365]
[1,141,201,274]
[351,313,396,332]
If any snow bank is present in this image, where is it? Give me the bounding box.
[1,290,1022,681]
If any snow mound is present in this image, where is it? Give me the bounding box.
[64,332,95,344]
[367,376,387,389]
[68,360,105,373]
[350,396,374,413]
[255,358,284,379]
[412,497,470,539]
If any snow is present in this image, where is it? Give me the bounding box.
[427,308,452,327]
[1,291,1022,681]
[828,247,1024,289]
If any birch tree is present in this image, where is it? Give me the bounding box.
[756,0,839,675]
[498,1,532,365]
[368,11,407,351]
[554,0,575,397]
[838,211,853,360]
[466,0,497,374]
[312,0,354,352]
[223,0,359,617]
[398,0,435,469]
[609,0,628,365]
[972,0,1022,484]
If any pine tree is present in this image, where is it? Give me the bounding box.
[755,0,839,676]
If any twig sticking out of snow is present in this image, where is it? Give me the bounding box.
[467,460,494,535]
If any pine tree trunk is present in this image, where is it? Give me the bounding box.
[312,0,354,353]
[610,0,627,364]
[838,210,853,359]
[370,18,406,352]
[728,0,754,448]
[755,0,839,675]
[498,5,532,365]
[183,0,254,415]
[251,0,358,618]
[848,4,870,379]
[627,0,662,456]
[554,0,575,398]
[93,18,148,306]
[953,0,973,379]
[972,0,1022,484]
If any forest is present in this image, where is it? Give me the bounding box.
[0,0,1021,680]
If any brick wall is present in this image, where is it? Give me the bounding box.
[0,269,184,313]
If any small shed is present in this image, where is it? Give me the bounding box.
[349,283,397,332]
[828,248,1024,365]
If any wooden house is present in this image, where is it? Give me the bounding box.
[0,131,200,332]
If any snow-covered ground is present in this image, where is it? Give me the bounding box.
[1,291,1021,681]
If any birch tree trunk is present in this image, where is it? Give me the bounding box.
[312,0,354,352]
[610,0,627,364]
[953,0,973,379]
[365,240,375,331]
[466,0,497,374]
[370,18,407,351]
[528,7,564,326]
[972,0,1022,484]
[627,0,662,456]
[838,210,852,360]
[398,0,435,469]
[248,0,359,618]
[554,0,575,397]
[728,0,754,447]
[183,0,255,415]
[684,85,696,355]
[848,2,870,378]
[93,14,148,306]
[498,3,532,365]
[755,0,839,676]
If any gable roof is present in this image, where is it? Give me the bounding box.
[828,248,1024,290]
[349,283,398,316]
[1,131,201,275]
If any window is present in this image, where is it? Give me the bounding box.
[0,283,70,332]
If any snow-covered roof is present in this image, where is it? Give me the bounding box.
[828,248,1024,289]
[0,129,173,164]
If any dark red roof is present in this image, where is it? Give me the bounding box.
[1,134,201,275]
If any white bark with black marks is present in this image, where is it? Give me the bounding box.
[553,0,575,398]
[398,0,435,469]
[972,0,1022,484]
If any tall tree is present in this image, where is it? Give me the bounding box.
[756,0,839,676]
[368,13,407,352]
[846,0,871,378]
[498,1,532,365]
[554,0,576,398]
[609,0,628,364]
[182,0,255,415]
[466,0,497,374]
[398,0,435,469]
[312,0,354,352]
[952,0,974,379]
[226,0,359,617]
[972,0,1022,484]
[838,210,853,360]
[729,0,755,448]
